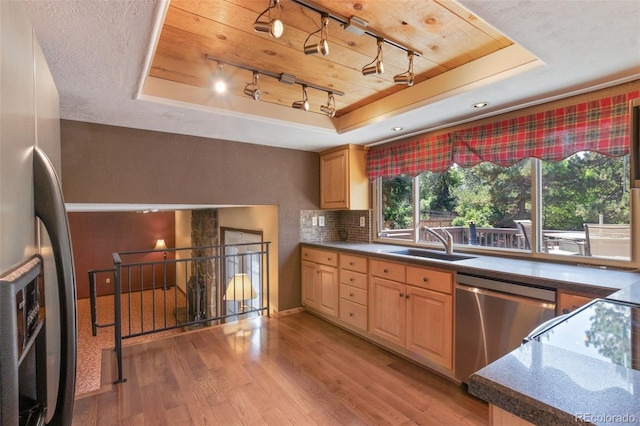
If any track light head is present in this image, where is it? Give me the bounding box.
[292,85,309,111]
[292,100,310,111]
[320,105,335,117]
[244,87,262,100]
[362,38,384,76]
[304,39,329,56]
[320,93,336,117]
[362,61,384,76]
[254,0,283,38]
[253,19,283,38]
[393,51,415,86]
[303,14,330,56]
[393,74,414,86]
[244,72,262,101]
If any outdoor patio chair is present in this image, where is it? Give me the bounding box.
[583,223,630,258]
[514,219,533,250]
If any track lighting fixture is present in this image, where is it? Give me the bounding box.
[254,0,283,38]
[205,54,344,113]
[212,63,227,94]
[304,13,330,56]
[320,93,336,117]
[243,72,262,101]
[393,51,415,86]
[362,38,384,76]
[292,85,309,111]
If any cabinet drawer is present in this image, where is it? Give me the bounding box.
[340,269,367,290]
[340,284,368,306]
[340,254,368,273]
[370,259,405,282]
[406,266,452,294]
[339,298,368,330]
[301,247,338,267]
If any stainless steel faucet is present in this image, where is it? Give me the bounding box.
[422,227,454,254]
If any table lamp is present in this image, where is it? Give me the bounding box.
[225,273,257,313]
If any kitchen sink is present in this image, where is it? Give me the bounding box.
[385,248,476,262]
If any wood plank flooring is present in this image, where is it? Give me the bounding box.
[72,312,487,425]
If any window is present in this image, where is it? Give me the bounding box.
[376,152,631,263]
[541,152,629,260]
[372,88,639,265]
[379,175,415,240]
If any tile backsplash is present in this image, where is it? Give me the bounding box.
[300,210,372,243]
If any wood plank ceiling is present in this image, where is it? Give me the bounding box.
[149,0,514,120]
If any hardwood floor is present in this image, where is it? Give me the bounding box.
[72,312,487,425]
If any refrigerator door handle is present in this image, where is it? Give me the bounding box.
[33,146,77,426]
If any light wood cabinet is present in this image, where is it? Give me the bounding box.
[369,260,453,370]
[301,246,454,374]
[301,247,339,317]
[406,286,452,369]
[370,276,406,346]
[557,291,593,315]
[339,253,368,330]
[319,144,368,210]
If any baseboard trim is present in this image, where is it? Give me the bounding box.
[270,307,306,317]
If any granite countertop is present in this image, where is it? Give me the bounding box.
[469,340,640,425]
[302,241,640,424]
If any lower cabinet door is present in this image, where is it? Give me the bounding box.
[405,286,452,370]
[369,277,405,347]
[301,261,320,309]
[318,265,339,317]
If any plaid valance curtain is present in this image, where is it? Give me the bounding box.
[367,90,640,180]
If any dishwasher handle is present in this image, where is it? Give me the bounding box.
[456,274,556,302]
[456,283,556,311]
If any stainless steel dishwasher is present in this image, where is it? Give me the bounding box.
[455,273,556,384]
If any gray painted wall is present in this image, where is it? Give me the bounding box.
[60,120,320,311]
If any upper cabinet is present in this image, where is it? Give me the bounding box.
[320,145,369,210]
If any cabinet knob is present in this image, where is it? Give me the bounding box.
[423,277,429,282]
[399,292,404,297]
[349,261,354,265]
[349,312,354,317]
[405,294,410,299]
[349,292,354,297]
[328,257,333,261]
[383,268,389,273]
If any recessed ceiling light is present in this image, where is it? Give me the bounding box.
[472,102,489,109]
[391,126,403,131]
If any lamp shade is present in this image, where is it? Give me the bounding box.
[225,273,257,301]
[154,239,168,250]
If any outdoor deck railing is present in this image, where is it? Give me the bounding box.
[381,226,525,249]
[381,225,598,256]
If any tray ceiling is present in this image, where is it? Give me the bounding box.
[143,0,540,134]
[23,0,640,151]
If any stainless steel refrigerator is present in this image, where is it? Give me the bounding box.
[1,2,77,424]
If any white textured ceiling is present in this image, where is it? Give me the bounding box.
[23,0,640,152]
